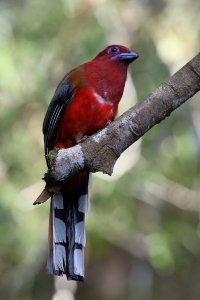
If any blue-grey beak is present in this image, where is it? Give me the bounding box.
[113,51,139,62]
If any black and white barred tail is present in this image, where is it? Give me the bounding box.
[47,172,91,281]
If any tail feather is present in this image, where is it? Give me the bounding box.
[75,221,86,246]
[47,172,91,281]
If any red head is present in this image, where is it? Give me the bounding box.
[93,45,139,64]
[84,45,139,104]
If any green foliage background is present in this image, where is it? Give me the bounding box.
[0,0,200,299]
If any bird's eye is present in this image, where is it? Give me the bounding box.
[108,46,120,55]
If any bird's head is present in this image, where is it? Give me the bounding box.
[85,45,139,103]
[94,45,139,65]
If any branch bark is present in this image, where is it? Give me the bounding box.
[44,52,200,191]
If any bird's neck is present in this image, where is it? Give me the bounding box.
[83,60,128,104]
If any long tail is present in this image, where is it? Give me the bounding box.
[47,172,91,281]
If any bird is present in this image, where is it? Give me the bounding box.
[34,45,139,281]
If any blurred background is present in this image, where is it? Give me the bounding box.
[0,0,200,299]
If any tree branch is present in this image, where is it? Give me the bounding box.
[44,52,200,192]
